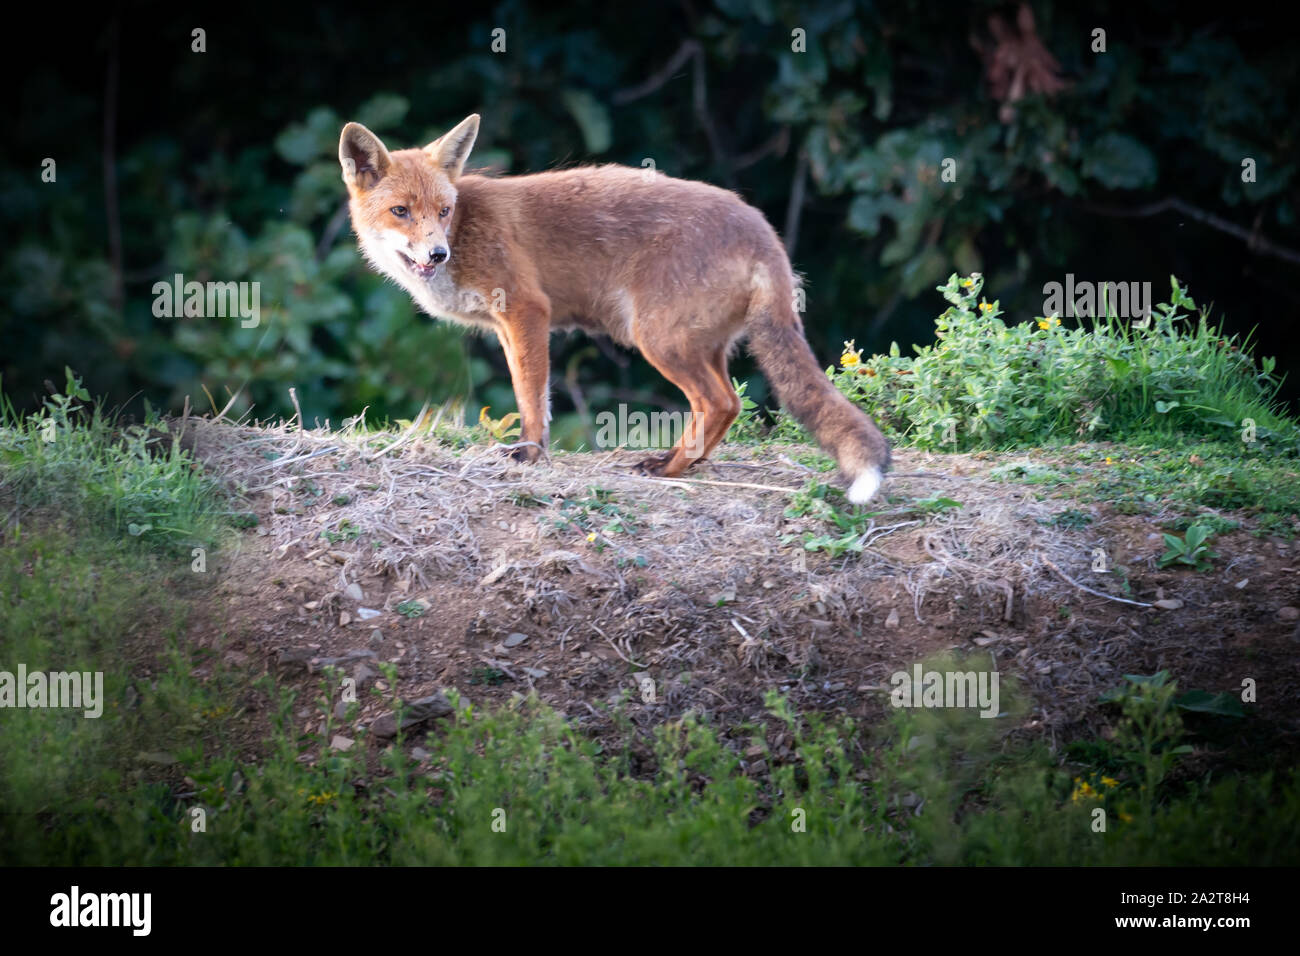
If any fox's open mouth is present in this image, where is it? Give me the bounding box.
[397,251,438,279]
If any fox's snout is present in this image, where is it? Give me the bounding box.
[428,246,449,264]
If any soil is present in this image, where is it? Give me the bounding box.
[174,418,1300,770]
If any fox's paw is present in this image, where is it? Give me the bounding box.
[505,443,543,464]
[635,449,676,476]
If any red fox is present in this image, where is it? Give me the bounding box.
[339,114,890,502]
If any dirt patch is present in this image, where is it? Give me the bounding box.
[177,416,1300,761]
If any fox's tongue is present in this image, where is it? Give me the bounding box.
[401,252,437,277]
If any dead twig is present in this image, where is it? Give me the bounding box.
[1043,558,1153,608]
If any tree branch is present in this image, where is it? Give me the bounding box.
[612,39,701,104]
[1073,196,1300,267]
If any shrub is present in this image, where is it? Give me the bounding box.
[834,273,1296,452]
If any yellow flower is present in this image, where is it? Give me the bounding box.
[1070,779,1099,804]
[1101,776,1119,788]
[961,278,974,288]
[586,532,597,543]
[1118,811,1134,823]
[1105,456,1114,465]
[840,339,862,368]
[1037,315,1061,330]
[979,302,993,312]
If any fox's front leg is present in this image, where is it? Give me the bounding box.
[496,302,552,463]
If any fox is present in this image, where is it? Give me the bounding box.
[338,113,891,502]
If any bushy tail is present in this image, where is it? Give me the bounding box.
[746,293,891,504]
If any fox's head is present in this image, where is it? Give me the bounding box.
[338,114,480,287]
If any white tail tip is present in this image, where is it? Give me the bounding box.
[847,467,883,505]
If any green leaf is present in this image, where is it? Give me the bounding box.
[1174,690,1245,718]
[560,90,611,154]
[356,94,409,132]
[1081,133,1158,190]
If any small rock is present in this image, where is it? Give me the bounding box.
[339,611,351,626]
[411,746,431,761]
[344,582,364,602]
[480,564,513,586]
[1152,599,1183,610]
[308,649,378,673]
[523,667,549,679]
[334,701,350,720]
[353,662,378,689]
[330,735,355,752]
[369,628,384,644]
[371,693,455,739]
[357,607,382,620]
[503,632,529,648]
[276,647,316,673]
[1278,606,1300,622]
[885,609,900,629]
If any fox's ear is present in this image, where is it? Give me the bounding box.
[339,122,392,190]
[424,114,480,181]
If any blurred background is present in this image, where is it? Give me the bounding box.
[3,1,1297,447]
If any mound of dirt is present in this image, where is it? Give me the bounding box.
[177,415,1300,760]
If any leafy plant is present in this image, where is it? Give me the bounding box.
[834,274,1296,454]
[1158,522,1219,571]
[394,600,425,619]
[478,406,522,442]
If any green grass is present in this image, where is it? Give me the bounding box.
[0,368,225,555]
[983,438,1300,532]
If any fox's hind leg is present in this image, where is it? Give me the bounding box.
[633,336,741,478]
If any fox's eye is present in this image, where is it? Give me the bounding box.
[439,206,451,218]
[390,206,409,218]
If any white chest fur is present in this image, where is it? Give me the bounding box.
[360,229,498,332]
